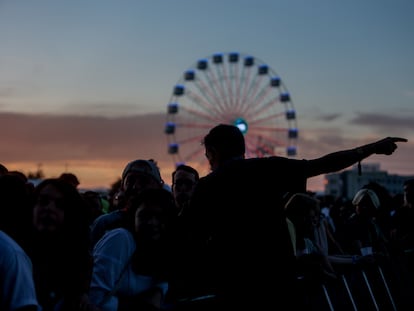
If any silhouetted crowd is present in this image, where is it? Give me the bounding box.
[0,124,412,311]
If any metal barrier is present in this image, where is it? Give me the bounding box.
[296,262,400,311]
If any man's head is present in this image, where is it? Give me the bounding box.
[59,172,80,188]
[203,124,245,170]
[121,159,164,197]
[171,164,199,211]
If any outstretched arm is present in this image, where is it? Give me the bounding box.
[306,137,407,178]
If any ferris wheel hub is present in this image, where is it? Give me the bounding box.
[233,118,248,135]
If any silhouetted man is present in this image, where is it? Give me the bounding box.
[181,123,406,310]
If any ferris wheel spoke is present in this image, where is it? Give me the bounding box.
[182,146,206,163]
[228,57,240,111]
[248,128,289,144]
[184,89,224,117]
[220,59,237,109]
[251,99,282,120]
[243,76,268,109]
[189,79,223,114]
[201,65,230,115]
[173,132,205,145]
[211,54,232,108]
[235,63,255,112]
[247,111,287,127]
[239,71,259,107]
[180,100,230,123]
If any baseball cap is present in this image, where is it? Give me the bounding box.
[352,189,380,209]
[121,159,163,184]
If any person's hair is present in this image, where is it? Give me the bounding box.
[403,178,414,187]
[203,124,245,160]
[8,170,28,183]
[0,163,8,175]
[0,174,33,249]
[121,159,163,185]
[172,164,200,183]
[32,178,91,293]
[124,188,176,232]
[34,178,89,237]
[284,192,320,225]
[58,172,80,187]
[352,188,380,210]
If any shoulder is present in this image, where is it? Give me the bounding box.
[229,157,306,171]
[0,232,39,309]
[93,210,124,224]
[90,210,125,233]
[99,227,133,244]
[0,231,29,263]
[0,230,17,253]
[264,156,307,166]
[94,228,135,255]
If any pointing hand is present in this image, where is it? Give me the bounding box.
[373,137,407,155]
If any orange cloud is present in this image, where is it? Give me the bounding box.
[1,112,412,192]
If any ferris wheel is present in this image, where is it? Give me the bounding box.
[164,51,299,177]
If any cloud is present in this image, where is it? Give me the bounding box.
[0,112,180,188]
[0,112,168,162]
[60,100,153,117]
[1,111,412,190]
[316,113,342,122]
[0,87,14,97]
[350,112,414,132]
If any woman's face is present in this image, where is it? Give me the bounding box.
[355,196,376,219]
[134,203,166,242]
[33,184,65,233]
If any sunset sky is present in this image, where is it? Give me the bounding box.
[1,0,413,192]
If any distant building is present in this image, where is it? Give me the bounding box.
[324,163,414,200]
